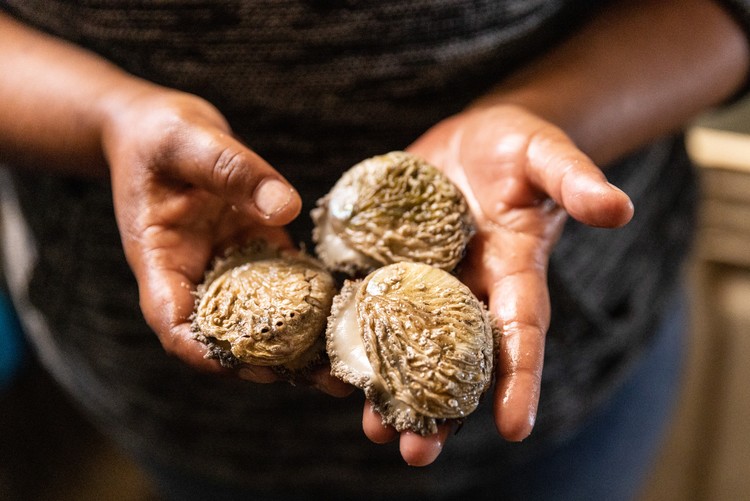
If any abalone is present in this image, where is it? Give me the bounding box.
[326,261,497,435]
[192,242,336,380]
[311,151,475,276]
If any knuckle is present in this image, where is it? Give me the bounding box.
[161,339,180,359]
[147,110,193,165]
[211,146,248,194]
[162,326,187,360]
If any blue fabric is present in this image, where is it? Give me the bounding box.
[0,291,25,391]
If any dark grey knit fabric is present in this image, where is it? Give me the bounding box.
[0,0,730,497]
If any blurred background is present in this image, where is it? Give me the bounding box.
[1,97,750,500]
[641,95,750,500]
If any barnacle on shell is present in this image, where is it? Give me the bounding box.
[326,261,497,435]
[311,151,475,276]
[192,241,336,380]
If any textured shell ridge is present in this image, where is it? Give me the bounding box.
[326,261,496,436]
[312,151,475,275]
[359,264,493,419]
[192,241,336,380]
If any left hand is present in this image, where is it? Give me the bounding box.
[361,104,634,465]
[102,87,351,395]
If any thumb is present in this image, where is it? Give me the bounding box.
[166,125,301,225]
[523,127,634,229]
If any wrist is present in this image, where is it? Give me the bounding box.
[467,74,608,165]
[465,0,750,167]
[96,77,166,166]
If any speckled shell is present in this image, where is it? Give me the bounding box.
[326,261,496,435]
[192,242,336,377]
[311,151,475,276]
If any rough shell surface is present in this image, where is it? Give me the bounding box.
[192,243,336,374]
[311,151,474,276]
[326,261,496,435]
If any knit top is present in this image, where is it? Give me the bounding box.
[2,1,748,497]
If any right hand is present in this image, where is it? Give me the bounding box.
[363,104,634,465]
[100,85,350,396]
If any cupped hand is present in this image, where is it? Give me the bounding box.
[362,104,634,465]
[100,86,349,395]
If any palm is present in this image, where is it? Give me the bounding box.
[102,90,302,378]
[114,161,293,375]
[409,106,580,439]
[363,104,633,466]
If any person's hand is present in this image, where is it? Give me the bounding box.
[362,104,634,465]
[100,86,350,395]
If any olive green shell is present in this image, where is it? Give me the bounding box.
[312,151,474,276]
[192,242,336,377]
[327,261,496,435]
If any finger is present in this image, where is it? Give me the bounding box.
[525,128,634,228]
[469,226,551,441]
[139,259,283,382]
[237,365,280,384]
[362,400,398,444]
[399,424,453,467]
[139,266,230,374]
[309,366,355,397]
[164,126,301,226]
[489,265,549,442]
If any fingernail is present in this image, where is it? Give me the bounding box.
[253,178,293,218]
